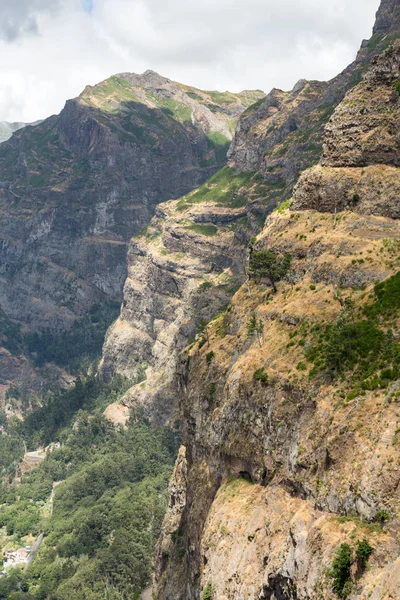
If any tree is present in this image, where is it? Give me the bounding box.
[197,318,210,347]
[249,251,291,292]
[330,543,352,598]
[247,313,264,347]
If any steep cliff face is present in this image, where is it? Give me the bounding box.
[0,72,262,394]
[101,2,400,427]
[228,0,400,206]
[0,72,261,333]
[101,166,274,425]
[373,0,400,35]
[152,41,400,600]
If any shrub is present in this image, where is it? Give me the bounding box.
[199,281,213,291]
[374,509,390,525]
[203,583,213,600]
[392,79,400,96]
[330,543,352,598]
[247,313,264,347]
[253,368,269,385]
[356,538,373,570]
[206,351,215,365]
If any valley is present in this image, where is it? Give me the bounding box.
[1,1,400,599]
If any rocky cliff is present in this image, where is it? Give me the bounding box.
[151,38,400,600]
[101,0,400,427]
[101,165,274,425]
[228,0,400,205]
[0,72,262,394]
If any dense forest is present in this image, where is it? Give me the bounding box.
[0,368,179,600]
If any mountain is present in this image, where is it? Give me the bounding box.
[153,39,400,600]
[0,121,42,144]
[0,72,263,395]
[0,0,400,598]
[100,0,400,427]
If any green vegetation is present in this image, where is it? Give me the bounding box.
[355,538,373,571]
[328,538,373,598]
[253,367,269,385]
[305,273,400,394]
[374,509,390,526]
[185,224,218,236]
[392,79,400,96]
[203,582,213,600]
[249,251,292,292]
[274,199,291,214]
[79,76,141,112]
[176,166,268,212]
[25,302,121,374]
[0,410,178,600]
[329,543,352,598]
[247,313,264,347]
[206,131,231,163]
[206,351,215,365]
[159,98,192,123]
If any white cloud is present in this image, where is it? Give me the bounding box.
[0,0,380,121]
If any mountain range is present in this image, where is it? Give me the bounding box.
[0,0,400,599]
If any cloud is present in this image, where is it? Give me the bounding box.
[0,0,61,41]
[0,0,380,121]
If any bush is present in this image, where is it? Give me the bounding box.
[203,583,213,600]
[392,79,400,96]
[356,538,373,570]
[206,352,215,365]
[253,368,269,385]
[374,509,390,526]
[330,543,352,598]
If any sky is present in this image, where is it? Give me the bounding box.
[0,0,381,122]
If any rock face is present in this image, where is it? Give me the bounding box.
[152,36,400,600]
[322,42,400,168]
[228,0,400,206]
[100,166,274,424]
[101,2,400,425]
[0,71,262,393]
[373,0,400,35]
[292,41,400,217]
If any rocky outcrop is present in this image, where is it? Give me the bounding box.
[0,73,259,332]
[322,42,400,168]
[228,0,400,209]
[153,34,400,600]
[292,41,400,217]
[373,0,400,35]
[154,202,400,599]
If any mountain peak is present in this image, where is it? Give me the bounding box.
[373,0,400,35]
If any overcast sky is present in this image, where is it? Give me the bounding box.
[0,0,380,122]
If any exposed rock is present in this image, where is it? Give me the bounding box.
[373,0,400,35]
[0,72,262,392]
[293,42,400,218]
[322,41,400,168]
[100,167,273,424]
[152,24,400,600]
[228,4,400,210]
